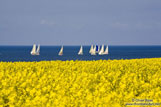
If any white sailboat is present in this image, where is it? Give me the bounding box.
[91,45,96,55]
[58,46,63,56]
[104,45,109,55]
[31,44,40,55]
[78,45,83,55]
[36,44,40,55]
[99,45,104,55]
[89,45,94,53]
[31,44,37,55]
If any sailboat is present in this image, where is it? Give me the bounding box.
[36,44,40,55]
[31,44,40,55]
[89,45,94,53]
[91,45,96,55]
[104,45,109,55]
[78,45,83,55]
[98,45,104,55]
[31,44,36,55]
[58,46,63,56]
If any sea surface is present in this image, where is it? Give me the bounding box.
[0,46,161,62]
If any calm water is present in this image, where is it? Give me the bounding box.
[0,46,161,62]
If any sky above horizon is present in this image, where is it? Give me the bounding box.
[0,0,161,45]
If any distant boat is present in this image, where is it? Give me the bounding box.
[31,44,40,55]
[78,45,83,55]
[99,45,104,55]
[104,45,109,55]
[58,46,63,56]
[91,45,96,55]
[89,45,94,53]
[36,44,40,55]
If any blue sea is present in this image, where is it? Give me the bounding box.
[0,46,161,62]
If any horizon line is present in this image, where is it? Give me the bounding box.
[0,45,161,46]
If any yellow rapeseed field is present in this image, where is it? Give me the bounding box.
[0,58,161,107]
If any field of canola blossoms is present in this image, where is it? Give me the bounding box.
[0,58,161,107]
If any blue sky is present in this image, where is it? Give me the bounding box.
[0,0,161,45]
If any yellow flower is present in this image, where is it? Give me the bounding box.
[0,58,160,106]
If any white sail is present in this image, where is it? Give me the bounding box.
[104,45,108,55]
[78,45,83,55]
[31,44,37,55]
[91,45,96,55]
[99,45,104,55]
[58,46,63,56]
[36,44,40,55]
[89,45,94,53]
